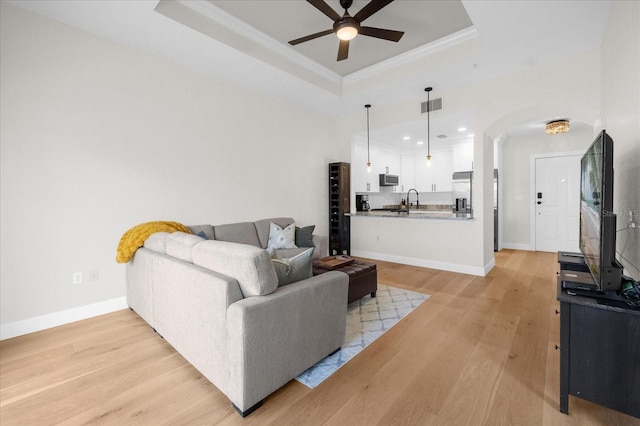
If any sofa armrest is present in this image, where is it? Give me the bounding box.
[225,271,348,412]
[151,255,244,395]
[312,234,328,259]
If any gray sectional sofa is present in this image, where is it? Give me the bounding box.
[126,217,348,416]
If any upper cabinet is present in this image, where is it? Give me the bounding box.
[433,150,453,192]
[376,148,401,192]
[352,143,402,192]
[452,143,473,172]
[413,150,453,192]
[352,140,473,194]
[400,155,415,193]
[377,148,401,175]
[352,143,377,192]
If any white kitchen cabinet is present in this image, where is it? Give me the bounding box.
[353,143,455,193]
[377,148,401,191]
[413,151,453,192]
[352,143,379,192]
[377,148,401,175]
[452,143,474,172]
[400,154,415,193]
[413,154,432,192]
[432,150,453,191]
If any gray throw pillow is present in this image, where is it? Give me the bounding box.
[295,225,315,248]
[272,248,314,286]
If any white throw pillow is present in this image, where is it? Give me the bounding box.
[267,222,298,250]
[272,248,314,286]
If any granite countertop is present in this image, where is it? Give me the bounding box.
[348,210,473,220]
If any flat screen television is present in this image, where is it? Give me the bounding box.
[579,130,622,292]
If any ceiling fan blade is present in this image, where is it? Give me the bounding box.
[359,26,404,42]
[289,29,334,45]
[307,0,341,22]
[337,39,350,61]
[354,0,394,23]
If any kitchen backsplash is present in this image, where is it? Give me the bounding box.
[356,191,454,209]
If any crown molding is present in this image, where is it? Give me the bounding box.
[171,0,342,88]
[343,27,478,85]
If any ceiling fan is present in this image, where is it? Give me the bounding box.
[288,0,404,61]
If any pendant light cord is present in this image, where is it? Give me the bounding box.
[365,104,371,167]
[425,87,432,161]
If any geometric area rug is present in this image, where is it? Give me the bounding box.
[295,284,431,388]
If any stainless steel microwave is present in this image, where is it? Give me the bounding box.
[379,174,399,186]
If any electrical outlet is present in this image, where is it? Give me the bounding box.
[90,270,99,282]
[73,272,83,284]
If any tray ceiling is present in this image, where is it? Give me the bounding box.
[208,0,473,77]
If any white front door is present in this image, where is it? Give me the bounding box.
[534,155,581,252]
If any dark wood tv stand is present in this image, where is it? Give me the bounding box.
[557,252,640,419]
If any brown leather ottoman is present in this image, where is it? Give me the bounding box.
[313,258,377,304]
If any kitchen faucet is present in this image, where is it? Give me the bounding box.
[406,188,419,213]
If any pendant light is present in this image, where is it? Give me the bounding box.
[365,104,372,173]
[425,87,432,167]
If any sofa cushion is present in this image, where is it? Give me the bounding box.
[272,248,314,286]
[295,225,315,248]
[273,248,310,259]
[213,222,261,247]
[267,222,297,250]
[143,232,169,254]
[165,232,205,263]
[191,240,278,297]
[187,224,214,240]
[254,217,294,248]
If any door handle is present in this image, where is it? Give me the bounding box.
[537,201,542,205]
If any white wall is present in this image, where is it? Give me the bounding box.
[501,127,594,249]
[0,4,339,335]
[600,0,640,281]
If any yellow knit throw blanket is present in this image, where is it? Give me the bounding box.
[116,221,191,263]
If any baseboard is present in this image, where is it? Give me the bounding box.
[351,250,487,276]
[501,242,533,251]
[484,257,496,276]
[0,296,128,341]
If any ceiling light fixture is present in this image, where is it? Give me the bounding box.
[546,119,570,135]
[365,104,372,173]
[289,0,403,62]
[425,87,433,166]
[335,20,359,41]
[458,127,467,132]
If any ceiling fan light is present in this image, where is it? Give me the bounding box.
[336,23,358,41]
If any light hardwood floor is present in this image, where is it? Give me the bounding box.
[1,250,639,425]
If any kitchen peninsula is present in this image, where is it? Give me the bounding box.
[349,211,483,276]
[349,141,482,275]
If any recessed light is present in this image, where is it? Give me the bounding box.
[416,141,424,145]
[458,127,467,132]
[403,136,410,140]
[468,134,474,138]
